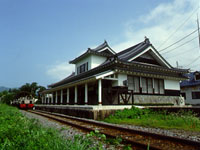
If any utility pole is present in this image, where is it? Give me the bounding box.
[176,61,179,68]
[197,14,200,49]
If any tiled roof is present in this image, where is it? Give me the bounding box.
[69,41,115,64]
[48,72,75,88]
[116,38,172,68]
[47,38,189,89]
[117,41,147,60]
[91,40,109,52]
[180,71,200,87]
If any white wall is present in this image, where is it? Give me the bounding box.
[75,55,92,75]
[91,55,107,69]
[164,79,180,90]
[112,74,127,87]
[75,54,107,75]
[181,85,200,104]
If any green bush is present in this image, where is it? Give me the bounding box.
[107,107,153,119]
[0,104,101,150]
[104,106,200,131]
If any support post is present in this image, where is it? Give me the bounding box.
[67,88,69,104]
[98,79,102,105]
[55,91,58,104]
[75,86,77,104]
[48,94,50,104]
[85,83,88,105]
[45,95,47,104]
[51,93,54,104]
[61,90,63,104]
[42,95,44,104]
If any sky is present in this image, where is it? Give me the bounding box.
[0,0,200,88]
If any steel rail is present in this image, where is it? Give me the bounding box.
[28,110,200,150]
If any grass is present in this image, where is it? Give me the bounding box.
[0,104,102,150]
[104,106,200,132]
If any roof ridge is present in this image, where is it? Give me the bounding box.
[91,41,109,52]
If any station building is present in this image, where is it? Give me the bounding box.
[181,71,200,105]
[41,38,188,106]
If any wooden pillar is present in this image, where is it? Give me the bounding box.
[51,93,54,104]
[85,83,88,105]
[47,94,50,104]
[67,88,69,104]
[42,95,44,104]
[75,86,77,104]
[55,91,58,104]
[140,77,142,93]
[61,90,63,104]
[44,95,46,104]
[98,79,102,105]
[152,78,155,94]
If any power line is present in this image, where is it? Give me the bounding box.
[159,29,198,52]
[165,46,199,59]
[158,6,200,49]
[162,36,198,55]
[190,63,200,68]
[184,55,200,67]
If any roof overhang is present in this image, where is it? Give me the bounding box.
[95,70,115,79]
[42,70,117,94]
[128,45,172,69]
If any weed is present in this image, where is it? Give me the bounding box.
[104,106,200,132]
[0,104,103,150]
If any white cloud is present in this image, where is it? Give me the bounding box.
[113,0,200,71]
[46,0,200,81]
[46,61,74,80]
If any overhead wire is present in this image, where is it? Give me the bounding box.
[190,63,200,68]
[184,55,200,67]
[158,6,200,49]
[162,36,198,55]
[159,29,198,52]
[165,46,199,59]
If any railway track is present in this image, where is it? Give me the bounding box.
[28,110,200,150]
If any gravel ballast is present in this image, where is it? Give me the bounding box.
[20,110,84,140]
[21,110,200,145]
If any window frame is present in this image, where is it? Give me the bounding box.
[77,62,88,74]
[192,92,200,99]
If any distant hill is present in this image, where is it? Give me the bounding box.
[0,86,9,92]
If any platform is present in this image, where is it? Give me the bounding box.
[35,105,136,120]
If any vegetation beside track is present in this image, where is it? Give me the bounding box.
[104,106,200,132]
[0,104,103,150]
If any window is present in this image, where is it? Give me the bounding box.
[141,77,153,94]
[134,77,140,93]
[195,74,200,80]
[147,78,153,94]
[192,92,200,99]
[141,77,147,93]
[154,79,159,94]
[154,78,164,94]
[128,76,164,94]
[181,93,186,100]
[159,79,164,94]
[128,76,140,93]
[128,76,134,90]
[77,62,88,74]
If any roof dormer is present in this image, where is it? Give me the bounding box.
[194,71,200,81]
[69,41,116,75]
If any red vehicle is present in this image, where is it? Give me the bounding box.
[19,100,34,110]
[19,103,26,109]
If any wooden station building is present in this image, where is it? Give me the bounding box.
[41,38,188,106]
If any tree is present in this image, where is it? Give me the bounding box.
[0,82,46,105]
[37,86,46,102]
[0,92,14,104]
